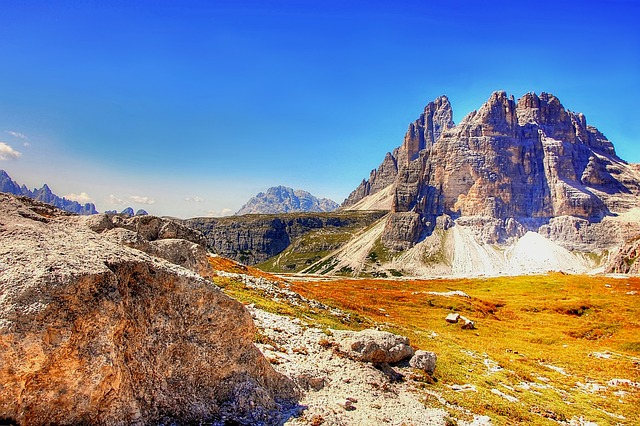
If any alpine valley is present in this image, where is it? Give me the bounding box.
[188,91,640,278]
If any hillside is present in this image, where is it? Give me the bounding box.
[189,92,640,278]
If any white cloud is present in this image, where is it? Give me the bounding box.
[6,131,27,140]
[107,194,126,205]
[23,142,30,147]
[0,142,22,160]
[207,208,233,217]
[65,192,93,204]
[129,195,156,205]
[185,196,205,203]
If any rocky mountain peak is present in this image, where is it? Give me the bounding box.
[400,95,454,163]
[344,91,640,252]
[236,186,339,215]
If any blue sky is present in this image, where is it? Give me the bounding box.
[0,0,638,217]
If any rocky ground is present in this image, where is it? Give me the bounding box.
[248,306,490,426]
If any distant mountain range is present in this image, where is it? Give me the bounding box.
[0,170,97,215]
[236,186,339,215]
[0,170,149,217]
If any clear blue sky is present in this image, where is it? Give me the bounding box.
[0,0,638,217]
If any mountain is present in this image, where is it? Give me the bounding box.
[0,169,97,215]
[236,185,339,215]
[182,92,640,277]
[331,91,640,276]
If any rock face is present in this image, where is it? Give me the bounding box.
[0,193,297,425]
[343,92,640,252]
[0,169,97,215]
[184,211,386,265]
[605,236,640,274]
[236,186,339,215]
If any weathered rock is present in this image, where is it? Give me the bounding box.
[445,313,460,323]
[409,350,437,375]
[336,329,414,364]
[0,193,297,425]
[343,95,453,207]
[343,91,640,255]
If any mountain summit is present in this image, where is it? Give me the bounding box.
[333,91,640,276]
[236,186,339,215]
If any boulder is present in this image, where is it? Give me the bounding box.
[460,316,476,330]
[0,193,298,425]
[336,329,414,364]
[409,350,437,375]
[445,313,460,323]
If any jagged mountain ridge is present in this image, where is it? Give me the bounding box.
[343,91,640,251]
[236,185,339,215]
[0,169,97,215]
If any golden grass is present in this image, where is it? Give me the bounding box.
[208,255,286,282]
[289,274,640,425]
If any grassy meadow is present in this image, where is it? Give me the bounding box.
[210,258,640,425]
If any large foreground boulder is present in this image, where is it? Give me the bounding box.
[0,194,297,425]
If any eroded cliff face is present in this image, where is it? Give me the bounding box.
[343,96,454,208]
[345,91,640,251]
[0,194,297,425]
[184,211,387,265]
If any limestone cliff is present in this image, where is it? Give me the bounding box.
[343,96,453,208]
[344,91,640,252]
[0,194,297,425]
[184,211,386,265]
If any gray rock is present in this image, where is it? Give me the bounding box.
[337,329,414,364]
[409,350,437,375]
[445,313,460,323]
[183,211,386,265]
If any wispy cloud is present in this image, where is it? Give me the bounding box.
[0,142,22,160]
[65,192,93,204]
[129,195,156,205]
[107,194,126,205]
[207,208,233,217]
[6,131,28,140]
[185,196,205,203]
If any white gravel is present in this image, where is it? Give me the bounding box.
[247,306,479,425]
